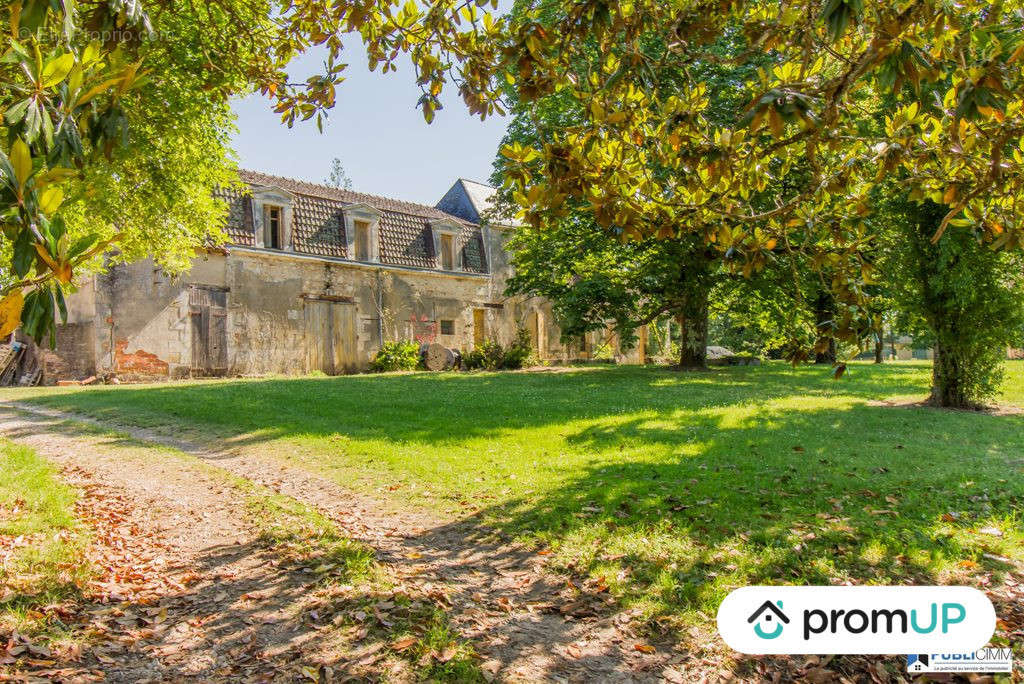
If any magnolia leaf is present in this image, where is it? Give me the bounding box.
[77,77,125,105]
[0,289,25,337]
[33,243,72,283]
[38,185,63,215]
[33,167,78,189]
[10,138,31,190]
[40,53,75,88]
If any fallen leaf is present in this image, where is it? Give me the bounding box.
[434,645,457,663]
[391,637,417,652]
[634,643,656,654]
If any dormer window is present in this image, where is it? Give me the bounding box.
[343,204,383,263]
[250,185,295,251]
[431,220,462,272]
[440,234,455,270]
[267,206,283,249]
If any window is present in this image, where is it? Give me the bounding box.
[440,234,455,270]
[354,220,370,261]
[440,319,455,335]
[267,206,283,249]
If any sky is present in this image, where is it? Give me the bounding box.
[230,45,510,207]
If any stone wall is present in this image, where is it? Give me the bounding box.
[51,231,575,379]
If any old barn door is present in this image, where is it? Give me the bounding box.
[304,298,358,375]
[190,286,228,376]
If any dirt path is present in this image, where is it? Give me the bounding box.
[0,408,375,682]
[0,404,681,682]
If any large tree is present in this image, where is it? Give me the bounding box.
[504,218,720,368]
[875,196,1024,407]
[492,4,772,369]
[2,0,1024,406]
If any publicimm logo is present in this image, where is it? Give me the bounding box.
[717,586,996,655]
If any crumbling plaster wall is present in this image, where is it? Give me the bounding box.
[86,254,228,378]
[226,248,570,373]
[54,233,577,379]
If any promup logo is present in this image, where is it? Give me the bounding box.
[718,586,996,655]
[748,600,789,639]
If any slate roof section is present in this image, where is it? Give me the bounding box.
[436,178,518,226]
[219,170,487,273]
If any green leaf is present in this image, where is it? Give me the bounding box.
[12,227,34,278]
[3,98,31,126]
[41,53,75,88]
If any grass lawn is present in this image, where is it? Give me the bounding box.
[0,440,89,639]
[5,361,1023,642]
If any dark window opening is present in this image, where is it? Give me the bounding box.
[440,319,455,335]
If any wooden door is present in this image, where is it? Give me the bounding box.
[190,287,228,375]
[305,299,358,375]
[473,308,486,347]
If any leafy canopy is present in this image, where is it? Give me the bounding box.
[485,1,1024,340]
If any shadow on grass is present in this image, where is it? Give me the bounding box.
[6,363,936,452]
[4,365,1022,680]
[400,401,1024,680]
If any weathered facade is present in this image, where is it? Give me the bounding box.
[53,171,608,380]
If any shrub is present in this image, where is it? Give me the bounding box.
[503,328,534,369]
[462,329,535,371]
[370,340,421,372]
[463,339,504,370]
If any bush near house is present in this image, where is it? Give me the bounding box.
[463,329,533,370]
[369,340,422,373]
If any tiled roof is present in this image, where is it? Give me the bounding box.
[219,170,487,273]
[240,170,468,223]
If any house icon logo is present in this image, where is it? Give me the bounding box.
[747,600,789,639]
[906,654,929,672]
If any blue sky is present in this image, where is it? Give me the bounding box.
[230,46,510,207]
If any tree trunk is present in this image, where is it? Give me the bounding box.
[676,287,709,370]
[929,342,971,408]
[813,290,836,364]
[874,339,884,364]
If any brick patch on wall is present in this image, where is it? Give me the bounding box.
[114,340,170,376]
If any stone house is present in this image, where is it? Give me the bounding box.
[51,171,597,379]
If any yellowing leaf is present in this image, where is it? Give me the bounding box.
[0,289,25,337]
[41,53,75,88]
[767,108,784,139]
[10,138,31,190]
[38,185,63,215]
[34,243,71,284]
[77,77,124,105]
